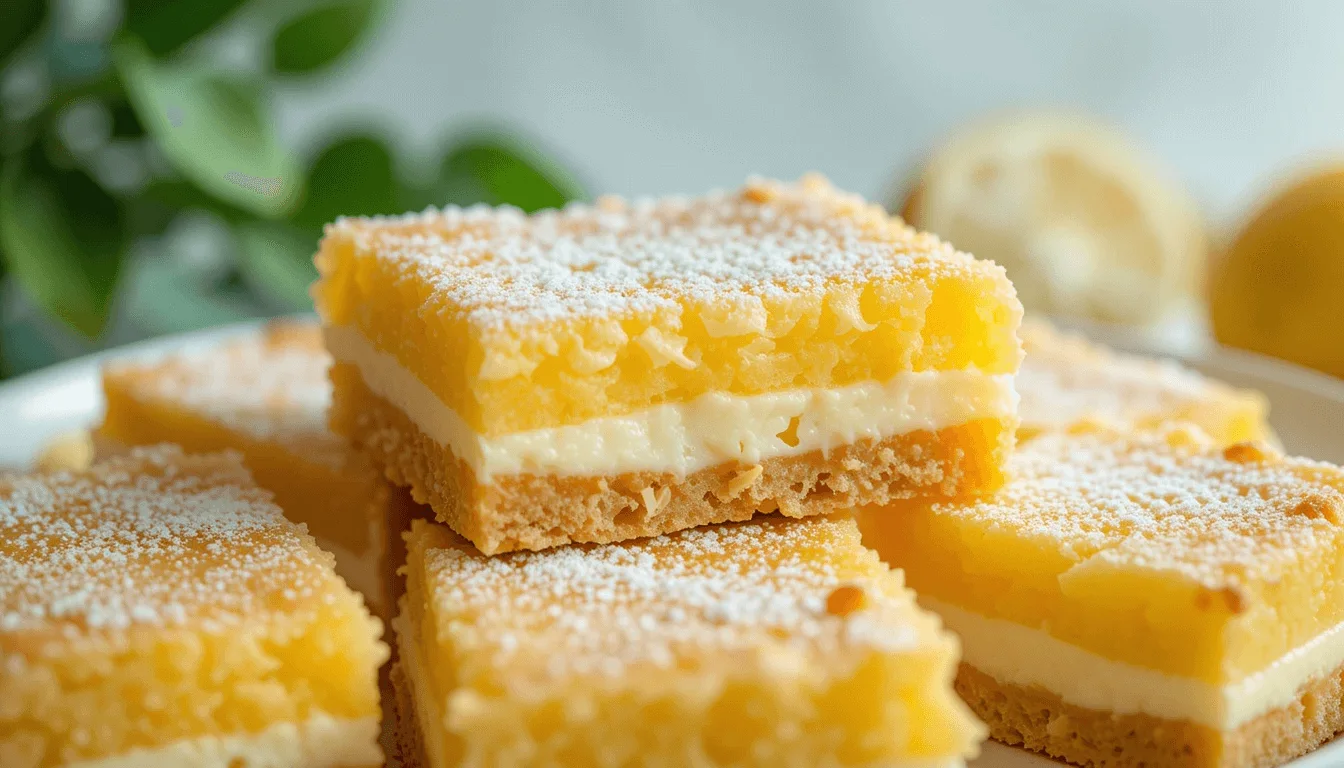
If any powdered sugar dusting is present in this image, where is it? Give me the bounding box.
[413,514,942,685]
[942,428,1344,590]
[1018,319,1265,435]
[0,446,339,634]
[103,321,345,467]
[329,175,991,330]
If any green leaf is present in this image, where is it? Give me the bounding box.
[428,131,585,213]
[124,257,266,336]
[0,155,126,337]
[235,221,318,309]
[0,0,44,65]
[291,133,399,231]
[142,179,250,223]
[123,0,248,57]
[115,40,301,218]
[272,0,381,75]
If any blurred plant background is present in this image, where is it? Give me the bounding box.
[0,0,583,377]
[4,2,1344,384]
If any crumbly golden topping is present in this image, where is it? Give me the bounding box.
[412,514,939,684]
[0,446,339,634]
[328,175,997,331]
[102,321,346,466]
[1017,318,1266,435]
[945,426,1344,592]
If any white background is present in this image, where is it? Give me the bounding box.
[276,0,1344,223]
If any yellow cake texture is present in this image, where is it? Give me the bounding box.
[1018,318,1271,444]
[0,446,387,768]
[96,320,422,617]
[392,514,983,768]
[859,426,1344,768]
[315,174,1023,554]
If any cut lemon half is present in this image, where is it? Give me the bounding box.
[900,112,1205,326]
[1212,166,1344,380]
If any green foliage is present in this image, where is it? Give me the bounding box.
[123,0,250,57]
[273,1,382,75]
[292,133,400,230]
[0,0,586,378]
[0,0,44,65]
[236,221,320,308]
[434,132,587,213]
[116,41,301,218]
[0,154,126,337]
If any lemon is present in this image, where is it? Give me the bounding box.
[899,111,1206,326]
[1212,167,1344,380]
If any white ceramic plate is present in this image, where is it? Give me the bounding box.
[3,320,1343,767]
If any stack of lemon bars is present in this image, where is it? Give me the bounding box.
[4,175,1343,768]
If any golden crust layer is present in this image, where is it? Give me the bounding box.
[330,362,1012,554]
[956,663,1344,768]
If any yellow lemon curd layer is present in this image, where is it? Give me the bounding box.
[860,426,1344,685]
[313,175,1022,437]
[1017,318,1271,444]
[96,321,394,612]
[398,514,983,767]
[0,447,386,768]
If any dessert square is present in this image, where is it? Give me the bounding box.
[391,513,983,767]
[1018,318,1271,444]
[96,320,423,617]
[859,426,1344,768]
[0,446,387,768]
[315,174,1022,554]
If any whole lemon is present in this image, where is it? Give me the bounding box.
[1212,168,1344,381]
[899,111,1205,327]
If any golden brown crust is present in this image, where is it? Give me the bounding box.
[956,662,1344,768]
[330,362,1013,555]
[389,661,428,768]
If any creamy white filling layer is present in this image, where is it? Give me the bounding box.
[66,713,381,768]
[927,598,1344,730]
[326,325,1016,481]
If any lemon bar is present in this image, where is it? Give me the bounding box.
[0,446,387,768]
[859,426,1344,768]
[96,321,422,617]
[391,513,982,767]
[315,174,1022,554]
[1018,318,1271,444]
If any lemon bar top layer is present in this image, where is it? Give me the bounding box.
[0,446,345,634]
[1,447,385,767]
[316,174,1022,435]
[1018,318,1270,443]
[101,322,343,467]
[865,426,1344,683]
[97,322,393,608]
[402,515,982,764]
[410,513,951,680]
